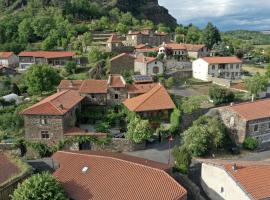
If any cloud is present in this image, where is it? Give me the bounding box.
[158,0,270,31]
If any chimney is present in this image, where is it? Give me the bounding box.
[59,104,64,109]
[232,163,237,171]
[69,80,74,88]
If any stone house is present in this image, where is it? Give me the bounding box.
[18,51,75,71]
[158,43,188,61]
[22,90,84,143]
[218,99,270,146]
[107,74,127,105]
[192,57,242,81]
[135,56,164,75]
[0,52,19,68]
[200,159,270,200]
[127,83,158,98]
[106,34,123,52]
[109,53,135,74]
[126,28,170,47]
[184,44,209,59]
[123,84,175,121]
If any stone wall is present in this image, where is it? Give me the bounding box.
[107,87,128,105]
[91,138,146,153]
[110,55,135,74]
[81,93,107,106]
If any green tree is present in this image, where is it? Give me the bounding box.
[172,145,192,174]
[201,22,221,49]
[209,86,235,105]
[65,61,77,74]
[165,77,175,89]
[18,19,34,43]
[116,23,128,34]
[243,137,259,150]
[88,47,103,64]
[25,64,61,95]
[157,23,170,33]
[12,172,68,200]
[245,73,268,101]
[169,108,181,134]
[186,26,201,44]
[126,117,153,143]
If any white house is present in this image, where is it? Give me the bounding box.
[192,57,242,81]
[200,160,270,200]
[158,43,188,60]
[134,56,163,75]
[0,52,19,68]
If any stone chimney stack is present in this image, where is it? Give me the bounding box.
[232,163,237,172]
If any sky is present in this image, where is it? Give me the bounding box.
[158,0,270,31]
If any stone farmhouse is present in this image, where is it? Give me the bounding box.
[22,74,175,143]
[0,52,19,68]
[18,51,75,71]
[126,28,171,47]
[218,99,270,147]
[192,57,242,81]
[200,159,270,200]
[106,34,123,52]
[134,56,164,75]
[109,53,135,74]
[53,151,187,200]
[184,44,209,59]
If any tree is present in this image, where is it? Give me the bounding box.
[209,85,235,105]
[201,22,221,49]
[186,26,201,44]
[126,117,153,143]
[245,73,268,101]
[165,77,175,89]
[243,137,259,150]
[65,61,77,74]
[88,47,103,64]
[173,145,192,174]
[12,172,68,200]
[116,23,128,34]
[157,23,170,33]
[25,64,61,95]
[169,108,181,134]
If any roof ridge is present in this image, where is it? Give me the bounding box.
[133,84,162,111]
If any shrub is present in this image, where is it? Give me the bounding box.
[243,137,259,150]
[170,108,181,134]
[180,96,207,114]
[165,77,175,89]
[64,61,77,74]
[173,145,192,174]
[95,122,110,133]
[12,172,68,200]
[27,142,53,157]
[209,85,235,105]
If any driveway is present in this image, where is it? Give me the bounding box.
[124,137,180,164]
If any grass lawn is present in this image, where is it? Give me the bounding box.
[242,64,266,74]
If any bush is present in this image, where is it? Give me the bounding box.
[170,108,181,134]
[27,142,53,157]
[180,96,207,114]
[165,77,175,89]
[243,137,259,150]
[95,122,110,133]
[209,85,235,105]
[173,145,192,174]
[12,172,68,200]
[64,61,77,74]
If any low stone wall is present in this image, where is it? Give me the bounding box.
[173,172,206,200]
[210,77,231,88]
[0,143,14,151]
[92,138,146,153]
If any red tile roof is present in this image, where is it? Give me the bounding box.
[184,44,206,51]
[202,57,242,64]
[201,159,270,200]
[110,53,134,62]
[124,84,175,112]
[107,34,122,43]
[227,98,270,121]
[135,47,158,53]
[0,52,14,59]
[79,80,108,94]
[22,90,84,115]
[161,43,187,50]
[134,44,149,49]
[18,51,75,59]
[108,74,126,88]
[135,56,157,64]
[128,83,158,94]
[0,154,21,185]
[57,80,84,91]
[53,151,186,200]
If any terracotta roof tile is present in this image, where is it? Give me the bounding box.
[201,159,270,200]
[107,34,122,43]
[0,52,14,59]
[52,151,186,200]
[184,44,206,51]
[110,53,134,62]
[222,98,270,120]
[18,51,75,59]
[0,154,21,185]
[79,80,108,94]
[57,80,84,91]
[135,56,157,64]
[124,84,175,112]
[128,83,158,94]
[202,57,242,64]
[108,74,126,88]
[161,43,187,50]
[22,90,84,115]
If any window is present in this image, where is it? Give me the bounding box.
[212,65,215,70]
[230,64,233,69]
[41,131,50,139]
[91,94,95,98]
[40,117,47,125]
[220,187,224,193]
[155,61,157,64]
[153,66,159,74]
[114,94,119,99]
[254,124,259,132]
[268,122,270,129]
[236,64,240,69]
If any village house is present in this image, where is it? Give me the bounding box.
[18,51,75,71]
[200,159,270,200]
[192,57,242,81]
[107,74,127,105]
[0,52,19,68]
[218,99,270,147]
[135,56,164,75]
[158,43,188,61]
[106,34,123,52]
[109,53,135,74]
[127,82,158,98]
[22,90,84,143]
[123,84,175,121]
[184,44,209,59]
[53,151,187,200]
[126,28,171,47]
